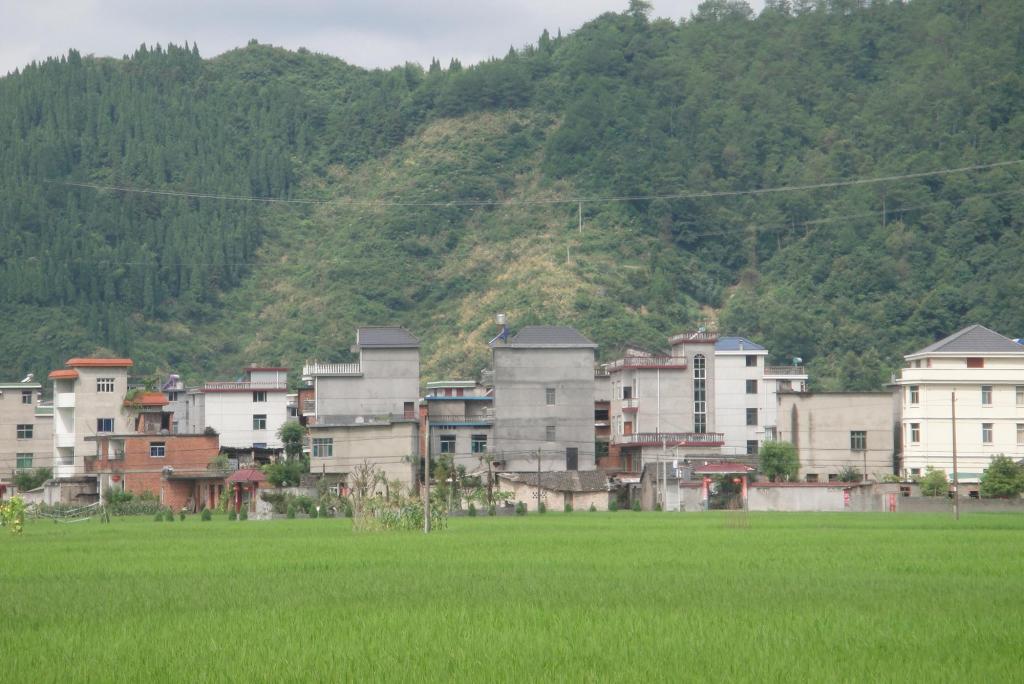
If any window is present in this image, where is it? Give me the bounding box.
[746,408,758,426]
[693,355,707,433]
[746,355,757,367]
[471,434,487,454]
[828,473,838,482]
[746,440,758,456]
[850,431,867,451]
[97,417,114,433]
[97,377,115,392]
[908,385,919,405]
[764,426,777,441]
[1017,386,1024,405]
[545,425,556,442]
[982,423,993,444]
[149,442,165,458]
[16,453,32,469]
[253,414,267,430]
[16,424,33,439]
[1017,424,1024,446]
[910,468,921,477]
[21,390,33,405]
[594,408,609,422]
[746,379,757,395]
[253,391,267,402]
[981,385,993,406]
[404,402,415,419]
[910,423,920,444]
[167,391,180,402]
[805,473,819,483]
[566,447,578,471]
[439,434,455,454]
[312,437,333,458]
[545,387,556,406]
[622,385,632,400]
[966,357,984,368]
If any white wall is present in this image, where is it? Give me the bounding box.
[202,391,288,448]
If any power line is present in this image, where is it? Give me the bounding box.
[44,158,1024,208]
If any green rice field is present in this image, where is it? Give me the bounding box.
[3,512,1023,682]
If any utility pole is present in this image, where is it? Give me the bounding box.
[659,436,667,511]
[536,449,542,512]
[578,201,583,234]
[951,391,959,521]
[424,427,431,533]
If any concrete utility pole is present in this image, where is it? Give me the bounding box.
[536,449,542,512]
[424,428,431,533]
[951,391,959,521]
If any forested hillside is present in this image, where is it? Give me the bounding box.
[1,0,1023,390]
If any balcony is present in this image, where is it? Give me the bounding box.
[56,433,76,448]
[608,356,688,372]
[428,410,494,426]
[621,398,639,413]
[619,432,725,447]
[764,366,807,377]
[55,392,76,408]
[302,362,362,378]
[203,381,288,391]
[669,331,718,346]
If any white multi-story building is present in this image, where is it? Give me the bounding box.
[48,358,135,481]
[186,366,289,450]
[0,377,52,489]
[896,324,1024,484]
[714,336,808,459]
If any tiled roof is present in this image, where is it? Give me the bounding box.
[911,324,1024,356]
[356,327,420,348]
[65,357,134,367]
[715,336,766,352]
[499,470,609,493]
[502,326,597,348]
[48,369,79,380]
[226,468,268,484]
[126,392,169,407]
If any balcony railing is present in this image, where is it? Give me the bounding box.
[301,362,362,377]
[203,381,288,391]
[621,398,639,411]
[608,356,688,371]
[619,432,725,447]
[764,366,807,377]
[668,331,718,345]
[429,409,495,425]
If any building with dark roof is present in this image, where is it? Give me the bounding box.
[896,324,1024,488]
[497,470,610,511]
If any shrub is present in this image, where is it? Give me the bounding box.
[759,441,799,482]
[631,499,641,512]
[165,508,174,522]
[654,502,662,511]
[179,510,186,521]
[309,506,318,519]
[200,508,212,521]
[919,467,949,497]
[239,507,248,521]
[228,508,237,521]
[154,511,164,522]
[589,503,597,512]
[345,507,353,518]
[14,467,52,492]
[609,499,618,512]
[538,502,547,514]
[515,501,526,516]
[837,466,862,483]
[468,503,477,517]
[979,455,1024,498]
[564,503,573,513]
[286,504,297,519]
[488,504,496,516]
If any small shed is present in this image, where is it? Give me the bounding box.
[497,471,610,512]
[226,468,268,514]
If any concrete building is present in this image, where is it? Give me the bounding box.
[303,327,422,492]
[186,366,289,450]
[776,391,897,483]
[303,327,420,422]
[895,324,1024,483]
[714,336,808,459]
[49,358,135,485]
[0,377,52,488]
[497,470,610,512]
[422,380,493,475]
[490,325,598,472]
[594,369,611,467]
[607,332,724,474]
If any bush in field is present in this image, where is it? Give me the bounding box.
[14,467,52,492]
[201,508,212,521]
[309,506,318,519]
[468,503,477,517]
[165,509,174,522]
[286,504,296,519]
[609,499,618,512]
[228,509,237,521]
[488,504,496,516]
[979,455,1024,498]
[631,499,641,512]
[154,511,164,522]
[109,499,162,516]
[538,502,547,514]
[919,467,949,496]
[239,508,248,521]
[655,502,662,511]
[515,501,526,516]
[564,503,572,513]
[0,496,26,535]
[589,503,597,512]
[179,510,186,521]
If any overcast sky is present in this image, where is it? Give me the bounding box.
[1,0,765,77]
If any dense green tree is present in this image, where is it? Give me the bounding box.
[979,456,1024,499]
[759,441,799,482]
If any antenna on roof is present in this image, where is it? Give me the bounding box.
[489,313,510,345]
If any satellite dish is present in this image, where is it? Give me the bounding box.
[21,373,33,383]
